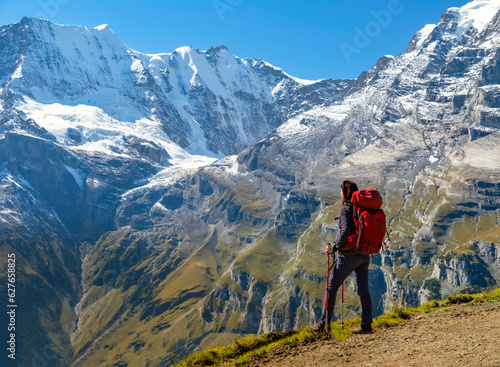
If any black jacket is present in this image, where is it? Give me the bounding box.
[335,202,355,250]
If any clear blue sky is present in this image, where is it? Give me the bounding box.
[0,0,470,80]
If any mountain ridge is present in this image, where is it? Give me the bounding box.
[1,17,353,161]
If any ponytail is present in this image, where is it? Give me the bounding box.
[341,180,358,203]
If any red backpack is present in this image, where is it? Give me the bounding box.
[345,189,387,255]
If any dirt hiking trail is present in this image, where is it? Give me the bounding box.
[249,301,500,367]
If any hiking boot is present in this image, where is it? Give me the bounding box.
[311,322,324,332]
[352,326,374,334]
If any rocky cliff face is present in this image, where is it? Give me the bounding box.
[0,1,499,366]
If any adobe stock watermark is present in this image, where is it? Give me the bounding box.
[213,0,243,21]
[339,0,405,63]
[32,0,71,20]
[6,253,16,361]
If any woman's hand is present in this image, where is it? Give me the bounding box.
[325,243,334,254]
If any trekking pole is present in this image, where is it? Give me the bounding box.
[325,243,337,333]
[341,282,345,329]
[325,248,331,333]
[333,219,344,330]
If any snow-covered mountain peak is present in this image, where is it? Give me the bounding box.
[94,23,110,31]
[408,0,499,51]
[412,24,437,49]
[20,17,122,44]
[448,0,500,36]
[173,45,196,58]
[206,45,229,53]
[439,0,500,38]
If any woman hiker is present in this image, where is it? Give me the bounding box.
[312,180,373,334]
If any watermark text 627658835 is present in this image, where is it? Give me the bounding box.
[6,253,16,360]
